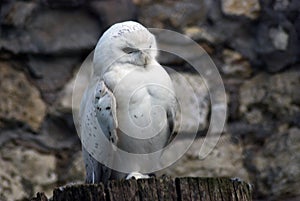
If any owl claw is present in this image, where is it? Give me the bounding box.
[126,172,150,180]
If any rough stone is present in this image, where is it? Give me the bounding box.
[221,0,261,19]
[229,122,274,144]
[57,74,77,113]
[244,127,300,199]
[244,108,263,125]
[57,151,85,184]
[57,53,93,113]
[170,72,209,133]
[183,26,218,44]
[224,21,258,63]
[138,0,207,29]
[269,26,289,51]
[1,1,37,27]
[160,134,249,181]
[69,151,85,182]
[0,118,79,153]
[0,62,46,131]
[0,157,27,201]
[221,49,252,78]
[239,71,300,121]
[154,29,208,65]
[38,115,80,151]
[0,10,101,54]
[28,56,80,103]
[41,0,86,7]
[273,0,290,11]
[0,143,57,199]
[256,13,299,72]
[132,0,152,6]
[200,0,260,61]
[88,0,137,29]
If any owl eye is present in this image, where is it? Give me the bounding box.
[122,47,138,54]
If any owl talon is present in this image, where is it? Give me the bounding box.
[126,172,150,180]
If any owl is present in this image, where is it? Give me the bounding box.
[80,21,178,184]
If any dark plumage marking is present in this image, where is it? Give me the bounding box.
[134,115,137,118]
[105,106,111,110]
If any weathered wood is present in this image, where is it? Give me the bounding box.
[138,178,159,200]
[207,177,224,201]
[156,176,177,200]
[232,178,252,201]
[188,177,201,201]
[30,192,48,201]
[53,184,106,201]
[108,179,125,201]
[217,178,236,200]
[31,177,252,201]
[176,177,190,200]
[198,177,211,200]
[120,179,140,201]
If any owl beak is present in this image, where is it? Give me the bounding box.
[142,51,150,66]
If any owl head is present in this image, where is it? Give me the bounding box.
[93,21,158,76]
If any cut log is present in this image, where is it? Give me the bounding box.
[31,177,252,201]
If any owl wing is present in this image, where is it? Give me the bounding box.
[80,78,118,184]
[166,95,178,144]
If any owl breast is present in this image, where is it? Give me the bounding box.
[103,64,172,154]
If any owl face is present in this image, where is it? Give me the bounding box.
[93,21,158,76]
[116,30,158,67]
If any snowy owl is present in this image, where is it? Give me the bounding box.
[80,21,178,184]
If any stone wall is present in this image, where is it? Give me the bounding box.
[0,0,299,200]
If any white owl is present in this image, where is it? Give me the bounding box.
[80,21,178,184]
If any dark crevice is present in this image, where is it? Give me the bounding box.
[175,178,182,201]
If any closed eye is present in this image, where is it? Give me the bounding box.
[122,47,138,54]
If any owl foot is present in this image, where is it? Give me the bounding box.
[126,172,150,180]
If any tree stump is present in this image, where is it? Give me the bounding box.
[31,177,252,201]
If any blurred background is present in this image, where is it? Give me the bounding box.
[0,0,299,200]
